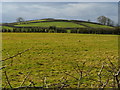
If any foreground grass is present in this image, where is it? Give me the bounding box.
[2,33,118,88]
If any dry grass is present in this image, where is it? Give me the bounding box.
[2,33,118,88]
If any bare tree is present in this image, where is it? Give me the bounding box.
[106,18,114,26]
[97,16,113,26]
[97,16,107,25]
[16,17,25,22]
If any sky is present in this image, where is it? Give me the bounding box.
[1,0,120,2]
[1,1,119,24]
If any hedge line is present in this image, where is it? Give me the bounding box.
[1,26,120,35]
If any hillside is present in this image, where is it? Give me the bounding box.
[1,18,117,34]
[14,22,85,28]
[2,18,114,28]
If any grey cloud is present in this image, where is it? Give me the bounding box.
[2,0,119,2]
[2,2,118,24]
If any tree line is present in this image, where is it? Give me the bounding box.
[1,26,120,35]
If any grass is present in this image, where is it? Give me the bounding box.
[2,33,118,88]
[81,22,113,28]
[26,19,48,23]
[2,26,14,30]
[14,22,85,28]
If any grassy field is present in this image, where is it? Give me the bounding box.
[21,19,48,23]
[26,19,47,22]
[81,22,113,28]
[2,26,14,30]
[14,22,85,28]
[2,33,118,88]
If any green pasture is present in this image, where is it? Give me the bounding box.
[2,33,118,88]
[81,22,113,28]
[2,26,14,30]
[14,22,85,28]
[26,19,47,23]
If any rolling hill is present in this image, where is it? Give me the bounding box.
[2,18,114,28]
[1,18,117,34]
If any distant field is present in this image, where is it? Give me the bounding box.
[14,22,85,28]
[81,22,113,28]
[2,33,118,88]
[25,19,47,23]
[29,19,47,22]
[2,19,116,34]
[2,26,14,30]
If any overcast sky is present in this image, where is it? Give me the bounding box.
[1,0,120,2]
[1,2,118,24]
